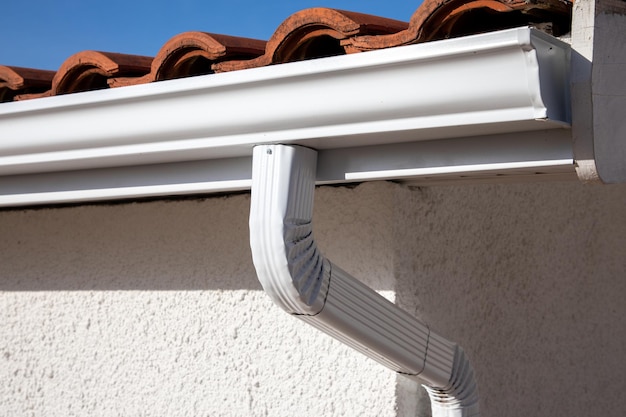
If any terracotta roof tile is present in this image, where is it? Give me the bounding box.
[345,0,572,51]
[111,32,266,88]
[0,0,573,103]
[214,8,409,72]
[0,66,55,102]
[15,51,153,100]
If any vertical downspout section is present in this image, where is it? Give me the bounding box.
[249,144,479,417]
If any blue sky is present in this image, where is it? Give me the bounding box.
[1,1,420,71]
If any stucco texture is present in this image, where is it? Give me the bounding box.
[1,180,625,417]
[392,181,626,417]
[0,186,397,417]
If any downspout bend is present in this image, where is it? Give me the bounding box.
[249,144,479,417]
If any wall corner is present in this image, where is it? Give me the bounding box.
[571,0,626,183]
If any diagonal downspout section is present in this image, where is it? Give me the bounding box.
[249,144,479,417]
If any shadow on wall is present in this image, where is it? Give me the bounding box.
[0,182,396,292]
[2,179,626,417]
[0,194,260,291]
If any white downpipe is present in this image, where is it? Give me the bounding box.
[249,144,479,416]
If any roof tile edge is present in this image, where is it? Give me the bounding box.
[0,0,572,102]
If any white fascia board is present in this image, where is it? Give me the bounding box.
[0,130,574,207]
[0,27,572,206]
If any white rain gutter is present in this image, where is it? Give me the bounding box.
[0,27,572,207]
[249,144,479,416]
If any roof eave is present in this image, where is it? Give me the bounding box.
[0,27,573,207]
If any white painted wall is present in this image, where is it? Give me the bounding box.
[0,184,398,417]
[392,181,626,417]
[1,181,625,417]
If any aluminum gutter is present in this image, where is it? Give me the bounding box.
[0,27,572,206]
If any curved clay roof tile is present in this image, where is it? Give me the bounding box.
[1,3,574,102]
[214,8,408,72]
[47,51,152,96]
[0,66,54,102]
[346,0,572,51]
[112,32,267,87]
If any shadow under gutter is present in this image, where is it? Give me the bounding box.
[249,144,479,416]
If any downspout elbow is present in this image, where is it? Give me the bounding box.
[249,144,330,316]
[249,144,479,417]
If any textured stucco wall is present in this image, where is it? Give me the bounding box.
[392,181,626,417]
[1,180,626,417]
[0,185,398,417]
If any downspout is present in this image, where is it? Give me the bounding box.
[249,144,479,417]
